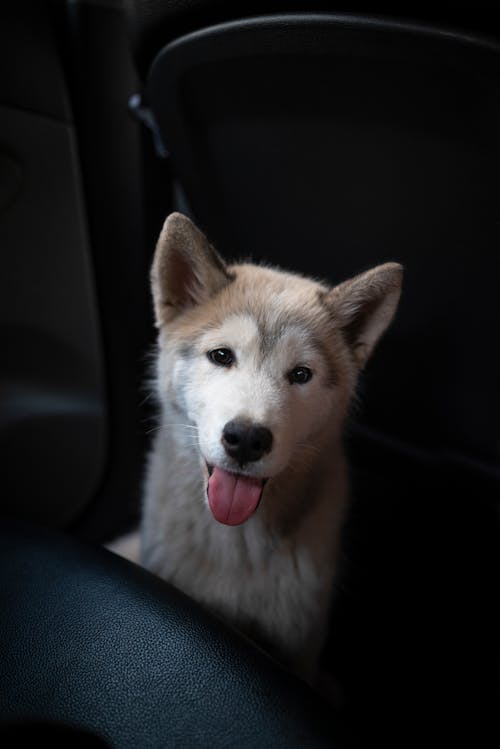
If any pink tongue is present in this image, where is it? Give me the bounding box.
[207,467,264,526]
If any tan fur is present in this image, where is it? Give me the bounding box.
[106,531,140,562]
[139,213,402,687]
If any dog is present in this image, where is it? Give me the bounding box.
[115,212,402,687]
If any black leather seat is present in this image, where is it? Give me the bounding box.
[0,522,344,747]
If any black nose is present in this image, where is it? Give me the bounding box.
[221,420,273,465]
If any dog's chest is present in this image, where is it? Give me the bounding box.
[158,509,326,652]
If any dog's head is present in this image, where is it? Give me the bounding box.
[151,213,402,526]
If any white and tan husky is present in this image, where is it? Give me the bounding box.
[117,212,402,686]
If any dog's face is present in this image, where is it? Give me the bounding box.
[152,213,402,525]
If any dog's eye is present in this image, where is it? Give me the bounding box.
[208,348,234,367]
[288,366,313,385]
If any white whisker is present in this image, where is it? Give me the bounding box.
[139,392,155,408]
[296,442,322,456]
[163,423,199,431]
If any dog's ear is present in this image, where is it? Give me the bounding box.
[326,262,403,367]
[151,213,233,325]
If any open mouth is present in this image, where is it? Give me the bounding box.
[206,463,267,526]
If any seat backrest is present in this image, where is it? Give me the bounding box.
[0,2,149,540]
[143,14,500,497]
[0,3,106,528]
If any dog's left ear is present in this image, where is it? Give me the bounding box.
[326,262,403,367]
[151,212,233,326]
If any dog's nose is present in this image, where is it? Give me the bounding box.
[221,420,273,465]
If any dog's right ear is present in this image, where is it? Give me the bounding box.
[151,213,233,326]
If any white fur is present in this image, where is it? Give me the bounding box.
[141,312,349,684]
[141,409,346,683]
[109,213,402,688]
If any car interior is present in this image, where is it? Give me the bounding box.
[1,1,499,746]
